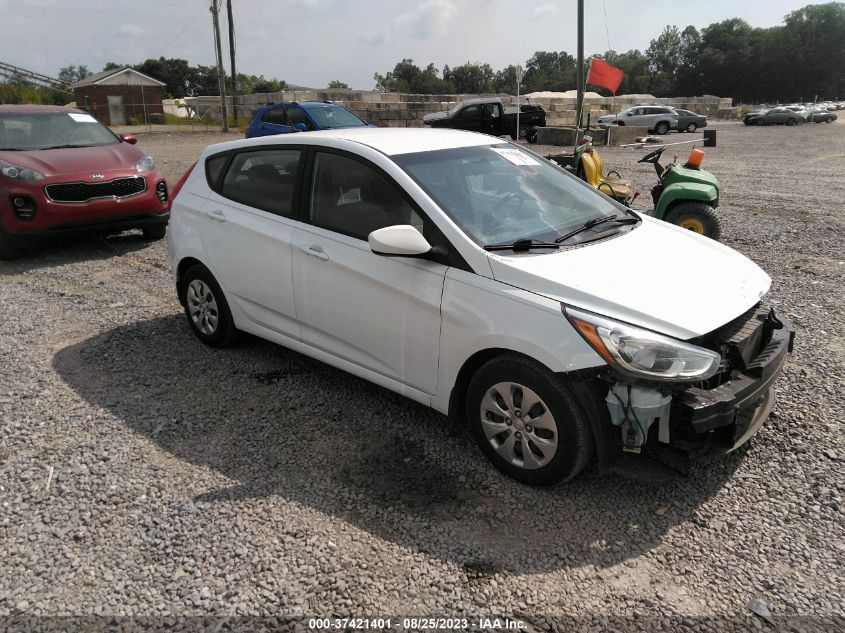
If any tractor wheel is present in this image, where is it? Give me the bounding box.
[664,201,721,241]
[686,122,698,133]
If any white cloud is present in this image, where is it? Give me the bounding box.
[119,23,148,37]
[395,0,458,39]
[530,3,557,19]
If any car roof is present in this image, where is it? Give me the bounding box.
[0,104,85,115]
[211,127,503,157]
[262,101,344,110]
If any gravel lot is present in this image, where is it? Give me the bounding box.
[1,122,843,632]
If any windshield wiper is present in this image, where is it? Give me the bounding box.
[554,214,639,243]
[484,238,561,252]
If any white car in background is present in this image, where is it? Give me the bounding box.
[167,128,793,485]
[597,105,678,135]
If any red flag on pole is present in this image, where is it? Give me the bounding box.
[587,57,624,94]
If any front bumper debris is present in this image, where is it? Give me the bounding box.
[672,313,794,456]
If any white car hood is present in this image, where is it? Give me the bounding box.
[486,217,771,340]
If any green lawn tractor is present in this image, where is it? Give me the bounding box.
[548,139,722,240]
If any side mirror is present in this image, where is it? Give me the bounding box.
[369,225,431,257]
[293,123,307,132]
[120,134,137,144]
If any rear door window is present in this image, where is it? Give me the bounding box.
[261,107,289,126]
[220,148,302,217]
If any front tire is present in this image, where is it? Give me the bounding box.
[526,127,538,143]
[466,354,593,485]
[664,201,722,240]
[654,121,670,135]
[0,225,24,261]
[142,223,167,240]
[180,264,238,347]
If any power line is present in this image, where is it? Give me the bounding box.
[153,2,208,58]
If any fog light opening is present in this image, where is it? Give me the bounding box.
[10,195,37,221]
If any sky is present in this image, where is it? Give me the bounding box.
[0,0,833,90]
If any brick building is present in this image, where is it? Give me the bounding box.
[72,67,165,126]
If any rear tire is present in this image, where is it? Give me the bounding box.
[686,122,697,133]
[526,127,538,143]
[786,117,797,126]
[654,121,670,135]
[664,201,722,240]
[466,354,593,485]
[180,264,239,347]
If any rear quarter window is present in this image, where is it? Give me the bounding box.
[205,153,229,192]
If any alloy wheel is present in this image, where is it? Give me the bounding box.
[479,382,558,469]
[187,279,220,335]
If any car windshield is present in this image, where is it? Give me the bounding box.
[303,105,365,129]
[395,144,626,247]
[0,112,118,150]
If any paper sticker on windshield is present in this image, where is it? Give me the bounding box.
[68,113,97,123]
[491,147,540,166]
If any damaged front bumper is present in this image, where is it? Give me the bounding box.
[599,308,795,462]
[671,314,794,457]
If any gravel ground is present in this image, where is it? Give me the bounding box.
[1,122,843,632]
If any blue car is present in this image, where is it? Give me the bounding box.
[245,102,370,138]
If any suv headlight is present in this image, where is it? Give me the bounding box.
[136,154,155,172]
[564,306,721,382]
[0,159,45,182]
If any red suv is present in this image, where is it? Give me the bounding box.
[0,105,169,259]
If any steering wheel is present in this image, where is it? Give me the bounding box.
[492,192,526,214]
[482,192,527,235]
[638,146,667,164]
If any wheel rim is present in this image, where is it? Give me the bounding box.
[657,124,668,134]
[680,218,705,234]
[479,382,558,469]
[687,123,696,132]
[187,279,220,335]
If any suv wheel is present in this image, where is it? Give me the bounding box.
[180,264,238,347]
[142,223,167,240]
[0,225,24,261]
[466,354,593,485]
[654,121,670,135]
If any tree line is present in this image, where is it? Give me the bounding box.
[374,2,845,102]
[2,2,842,105]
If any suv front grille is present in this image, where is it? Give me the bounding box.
[45,176,147,203]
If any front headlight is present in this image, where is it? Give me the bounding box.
[564,306,721,382]
[0,159,45,182]
[136,154,155,172]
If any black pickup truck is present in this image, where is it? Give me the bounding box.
[422,97,546,143]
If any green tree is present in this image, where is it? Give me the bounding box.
[522,51,577,92]
[57,65,91,84]
[374,59,451,93]
[442,62,494,93]
[327,80,350,89]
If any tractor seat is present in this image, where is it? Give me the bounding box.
[580,152,633,201]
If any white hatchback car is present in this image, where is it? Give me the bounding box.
[167,128,793,485]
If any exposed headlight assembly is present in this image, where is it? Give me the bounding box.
[135,154,155,172]
[564,306,721,382]
[0,159,45,182]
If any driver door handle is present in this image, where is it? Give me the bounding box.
[297,244,330,261]
[207,209,226,222]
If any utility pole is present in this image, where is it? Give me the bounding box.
[226,0,238,125]
[210,0,229,132]
[575,0,584,132]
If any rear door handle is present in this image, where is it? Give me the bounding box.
[207,209,226,222]
[297,244,329,261]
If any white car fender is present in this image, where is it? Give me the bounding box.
[432,267,606,415]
